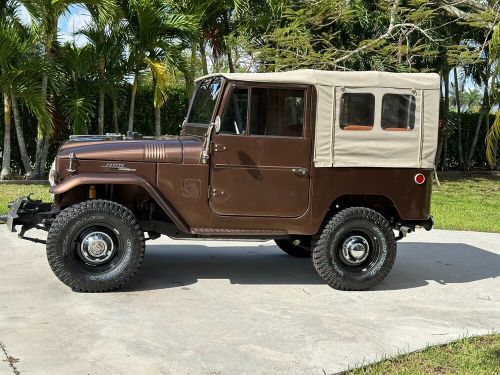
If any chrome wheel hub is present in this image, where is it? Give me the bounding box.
[80,231,114,264]
[341,235,370,265]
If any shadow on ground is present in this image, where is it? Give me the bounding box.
[121,241,500,292]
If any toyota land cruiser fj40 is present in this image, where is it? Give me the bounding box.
[1,70,439,292]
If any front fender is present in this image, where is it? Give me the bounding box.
[51,173,190,233]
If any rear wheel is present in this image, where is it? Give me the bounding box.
[312,207,396,290]
[275,236,312,258]
[46,200,145,292]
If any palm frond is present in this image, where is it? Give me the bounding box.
[486,22,500,168]
[62,96,95,134]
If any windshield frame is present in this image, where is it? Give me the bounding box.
[183,76,225,136]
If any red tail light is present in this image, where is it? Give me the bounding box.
[414,173,426,185]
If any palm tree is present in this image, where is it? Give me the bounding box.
[79,19,129,134]
[486,23,499,169]
[461,88,482,112]
[81,5,123,134]
[0,2,50,179]
[122,0,197,133]
[58,43,97,135]
[19,0,117,178]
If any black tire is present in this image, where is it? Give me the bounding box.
[46,200,145,292]
[312,207,396,291]
[275,237,312,258]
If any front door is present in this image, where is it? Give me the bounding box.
[209,83,313,218]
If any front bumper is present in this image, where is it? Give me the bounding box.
[2,196,59,233]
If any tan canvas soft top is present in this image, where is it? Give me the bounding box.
[198,70,440,168]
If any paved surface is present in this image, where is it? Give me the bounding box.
[0,228,498,375]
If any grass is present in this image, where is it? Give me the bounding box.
[0,183,51,215]
[346,334,500,375]
[0,172,499,233]
[432,172,500,233]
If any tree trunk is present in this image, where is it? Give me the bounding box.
[199,40,208,76]
[227,46,235,73]
[98,88,105,135]
[32,31,53,179]
[495,142,499,171]
[453,68,463,168]
[113,104,119,134]
[435,77,446,168]
[11,94,32,177]
[128,73,138,133]
[155,107,161,137]
[186,43,197,95]
[441,72,450,170]
[40,135,50,177]
[466,83,489,170]
[1,93,12,180]
[32,71,49,179]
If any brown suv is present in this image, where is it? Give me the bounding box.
[2,70,438,292]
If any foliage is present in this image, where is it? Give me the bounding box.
[443,112,496,169]
[486,22,500,167]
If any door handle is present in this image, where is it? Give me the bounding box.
[292,168,309,177]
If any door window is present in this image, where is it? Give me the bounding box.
[250,88,305,137]
[220,88,248,134]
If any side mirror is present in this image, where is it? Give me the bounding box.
[214,116,221,134]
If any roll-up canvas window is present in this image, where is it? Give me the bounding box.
[332,87,422,167]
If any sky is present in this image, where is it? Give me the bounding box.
[18,5,91,46]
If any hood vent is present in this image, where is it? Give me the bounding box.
[145,142,168,161]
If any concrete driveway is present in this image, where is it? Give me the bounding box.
[0,228,498,375]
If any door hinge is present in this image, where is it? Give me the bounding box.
[209,187,225,197]
[213,144,227,152]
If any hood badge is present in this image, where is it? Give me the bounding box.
[101,163,136,172]
[67,152,77,173]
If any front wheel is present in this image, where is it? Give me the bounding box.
[312,207,396,291]
[46,200,145,292]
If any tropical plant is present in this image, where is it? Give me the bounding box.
[486,23,500,169]
[0,3,51,179]
[121,0,197,133]
[18,0,117,178]
[81,5,123,134]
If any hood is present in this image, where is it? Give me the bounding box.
[57,135,203,164]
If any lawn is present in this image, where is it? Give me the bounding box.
[0,173,499,233]
[346,334,500,375]
[0,184,51,216]
[432,172,499,233]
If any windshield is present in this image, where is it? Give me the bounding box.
[187,77,223,126]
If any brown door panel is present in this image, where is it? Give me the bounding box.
[211,134,311,168]
[209,166,309,217]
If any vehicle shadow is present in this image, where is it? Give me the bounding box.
[121,242,500,292]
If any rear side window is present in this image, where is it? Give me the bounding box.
[250,88,305,137]
[340,93,375,131]
[381,94,416,131]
